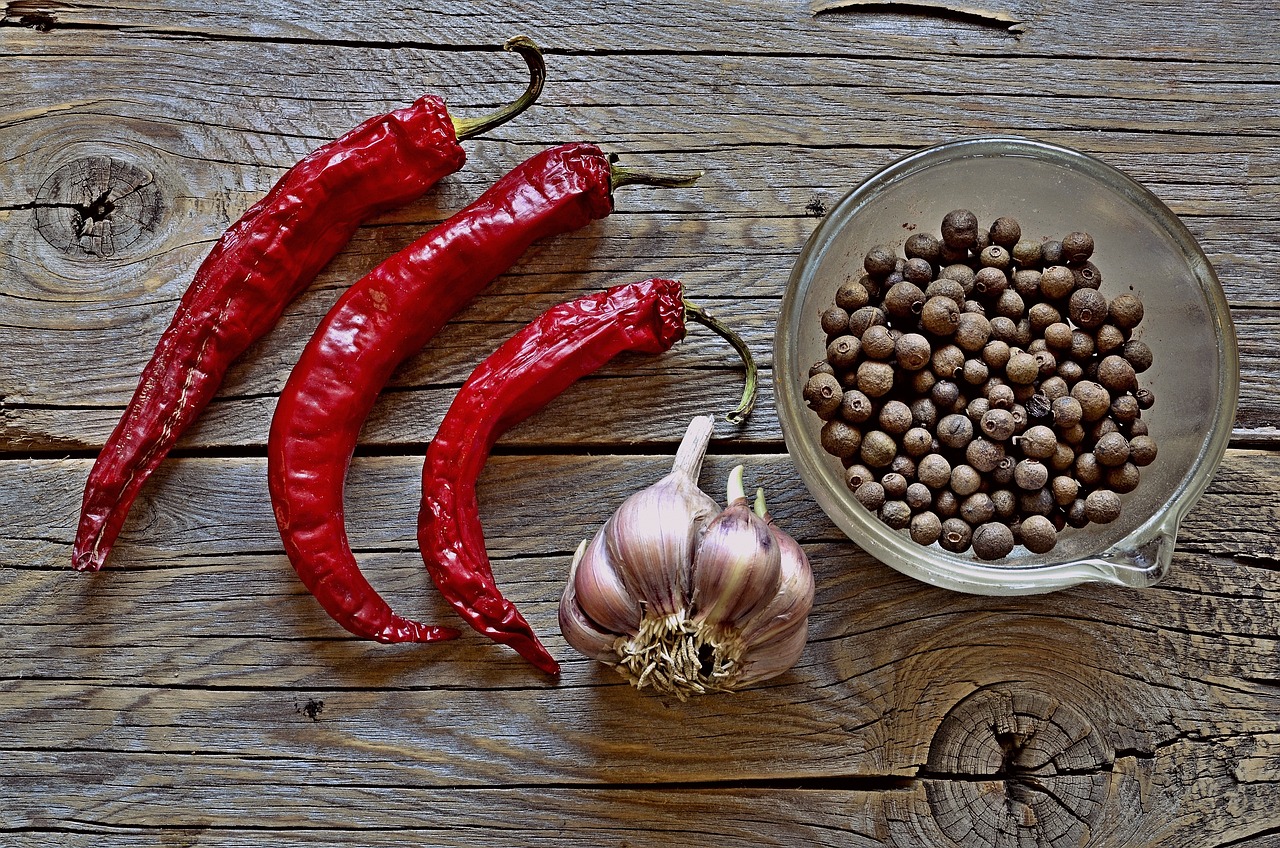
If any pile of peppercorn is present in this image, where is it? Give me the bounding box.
[803,209,1158,560]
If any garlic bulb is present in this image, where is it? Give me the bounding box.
[558,416,814,698]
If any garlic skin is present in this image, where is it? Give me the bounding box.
[559,416,815,699]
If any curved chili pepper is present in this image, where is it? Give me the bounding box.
[72,37,545,573]
[419,280,758,675]
[267,145,700,649]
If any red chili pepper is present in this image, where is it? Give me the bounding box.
[419,280,758,675]
[267,145,701,648]
[71,37,544,573]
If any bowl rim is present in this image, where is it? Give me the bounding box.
[775,134,1240,595]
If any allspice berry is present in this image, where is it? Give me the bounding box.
[972,522,1015,560]
[910,511,944,545]
[895,333,932,370]
[1011,239,1042,267]
[856,360,896,397]
[921,295,961,336]
[1068,288,1109,329]
[884,281,927,321]
[821,420,863,459]
[941,209,979,249]
[949,464,983,497]
[1130,434,1159,467]
[881,472,909,500]
[1017,425,1059,460]
[861,324,897,360]
[854,480,887,511]
[860,430,899,467]
[820,305,850,336]
[835,278,872,312]
[1014,459,1050,491]
[1072,380,1112,422]
[917,453,954,489]
[954,312,993,352]
[1061,231,1095,265]
[863,245,898,278]
[845,464,875,490]
[902,426,935,457]
[840,389,875,423]
[880,501,913,530]
[1094,431,1131,467]
[1097,354,1136,393]
[905,233,943,264]
[1039,265,1076,300]
[1005,352,1040,385]
[1124,339,1154,373]
[980,408,1016,441]
[1084,489,1123,524]
[1020,515,1058,554]
[939,518,974,552]
[803,372,843,417]
[990,216,1022,248]
[1110,293,1145,330]
[1107,462,1141,494]
[879,399,914,435]
[826,335,861,371]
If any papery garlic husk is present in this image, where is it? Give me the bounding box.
[558,417,815,700]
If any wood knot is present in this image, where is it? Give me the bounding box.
[924,684,1112,847]
[33,155,163,259]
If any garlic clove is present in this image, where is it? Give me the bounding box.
[739,495,815,648]
[573,527,643,636]
[559,541,623,663]
[604,416,719,617]
[738,616,808,686]
[689,465,782,629]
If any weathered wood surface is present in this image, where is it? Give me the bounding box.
[2,0,1278,846]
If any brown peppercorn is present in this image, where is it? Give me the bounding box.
[911,397,939,430]
[938,518,973,553]
[966,438,1006,473]
[840,389,875,424]
[856,360,896,398]
[804,372,843,418]
[1060,423,1087,445]
[973,266,1008,298]
[880,500,912,529]
[910,511,943,545]
[1061,231,1095,266]
[860,430,898,468]
[879,400,914,435]
[904,232,943,265]
[1124,339,1154,373]
[1011,239,1042,267]
[1075,452,1103,487]
[1019,515,1057,554]
[935,490,960,518]
[884,281,927,321]
[972,522,1015,560]
[1038,239,1062,265]
[995,289,1026,321]
[966,396,992,425]
[890,332,930,371]
[917,453,954,490]
[860,325,897,361]
[1097,355,1137,393]
[821,420,863,460]
[921,295,961,336]
[881,472,909,500]
[1033,350,1058,379]
[931,345,966,380]
[835,278,872,312]
[1039,265,1075,300]
[980,408,1016,441]
[906,482,933,511]
[1129,434,1158,467]
[854,480,886,511]
[1068,288,1108,330]
[990,488,1017,519]
[820,305,850,337]
[902,427,935,458]
[1057,360,1085,384]
[1107,462,1141,494]
[1084,489,1122,524]
[1050,475,1079,507]
[1018,425,1059,460]
[848,305,887,338]
[1005,351,1040,385]
[1072,261,1102,289]
[934,413,974,451]
[960,493,996,525]
[949,464,983,497]
[979,245,1012,271]
[1014,459,1050,491]
[989,216,1022,248]
[863,245,898,278]
[941,209,979,250]
[1071,380,1112,422]
[987,383,1016,410]
[845,464,875,490]
[962,299,986,316]
[1135,387,1156,410]
[962,358,990,386]
[809,359,836,379]
[826,335,861,371]
[1109,293,1145,330]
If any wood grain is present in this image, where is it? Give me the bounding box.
[2,1,1278,845]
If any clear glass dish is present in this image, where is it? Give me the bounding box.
[775,135,1239,595]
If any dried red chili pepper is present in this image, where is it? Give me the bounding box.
[71,37,545,573]
[267,144,701,648]
[419,279,757,674]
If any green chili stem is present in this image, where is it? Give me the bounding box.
[609,164,704,192]
[682,298,758,425]
[450,36,545,141]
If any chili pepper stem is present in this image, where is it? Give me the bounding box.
[683,298,758,425]
[609,164,704,192]
[450,36,545,141]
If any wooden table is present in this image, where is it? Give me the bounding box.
[2,2,1277,845]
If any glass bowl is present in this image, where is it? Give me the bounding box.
[775,135,1239,595]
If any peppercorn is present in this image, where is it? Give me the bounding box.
[935,490,960,518]
[1013,459,1049,491]
[1005,351,1039,385]
[1129,434,1158,467]
[860,324,897,361]
[856,360,896,398]
[1012,239,1042,267]
[979,245,1012,271]
[1017,425,1058,460]
[835,278,872,312]
[962,358,990,386]
[941,209,979,250]
[910,510,943,545]
[820,305,850,337]
[1084,489,1122,524]
[884,281,927,321]
[821,420,863,459]
[845,464,875,490]
[989,488,1017,519]
[1060,231,1094,265]
[810,359,836,379]
[939,517,974,553]
[1109,293,1144,330]
[1025,393,1052,421]
[972,522,1015,560]
[1018,487,1055,517]
[848,305,887,338]
[989,315,1018,344]
[1135,387,1156,410]
[803,372,843,418]
[906,482,933,511]
[879,399,914,435]
[966,438,1005,473]
[1069,380,1110,422]
[921,295,961,336]
[1050,475,1079,507]
[863,244,897,278]
[860,430,899,468]
[880,500,912,529]
[826,335,860,372]
[1075,452,1103,487]
[854,480,886,511]
[986,383,1016,410]
[1038,266,1075,300]
[988,216,1021,248]
[931,379,961,411]
[980,408,1016,441]
[1096,355,1136,394]
[1019,515,1057,554]
[905,232,943,265]
[881,472,909,500]
[917,452,954,490]
[1073,261,1102,290]
[1068,288,1108,329]
[1124,340,1154,373]
[840,389,874,424]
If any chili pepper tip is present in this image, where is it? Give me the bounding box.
[682,298,758,425]
[451,35,546,141]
